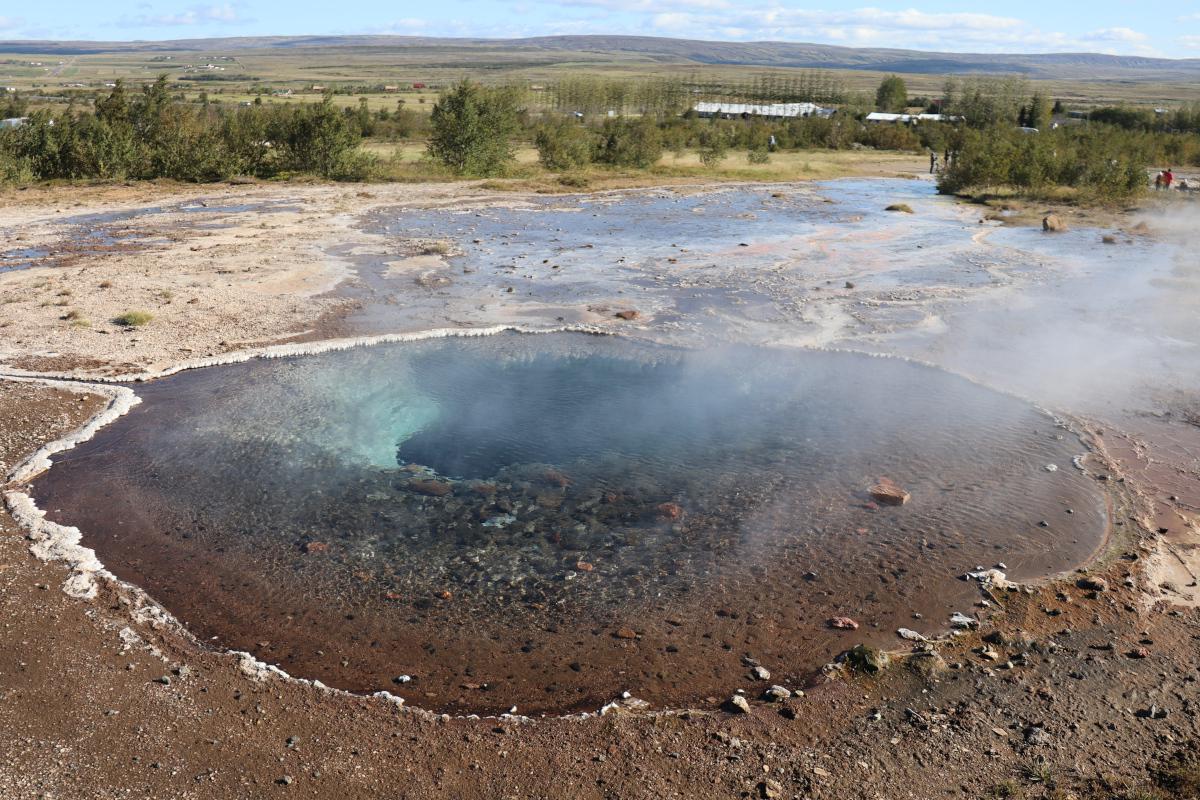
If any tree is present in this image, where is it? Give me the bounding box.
[1027,91,1053,131]
[698,124,729,168]
[427,80,521,176]
[875,75,908,113]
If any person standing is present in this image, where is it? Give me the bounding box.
[929,151,938,174]
[1164,167,1175,190]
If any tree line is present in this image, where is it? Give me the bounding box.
[0,77,374,182]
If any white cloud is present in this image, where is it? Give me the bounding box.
[526,4,1161,56]
[1181,35,1200,50]
[143,4,243,27]
[0,16,23,31]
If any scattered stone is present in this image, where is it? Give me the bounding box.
[614,310,640,321]
[1024,726,1051,746]
[763,685,791,702]
[727,694,752,714]
[845,644,889,674]
[897,627,928,642]
[153,675,171,686]
[751,665,771,681]
[1077,576,1108,592]
[828,617,860,630]
[613,628,638,640]
[1127,647,1150,659]
[302,541,329,554]
[759,778,783,799]
[976,646,1000,661]
[949,612,978,629]
[869,478,910,506]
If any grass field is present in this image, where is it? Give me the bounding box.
[5,42,1200,115]
[360,141,926,190]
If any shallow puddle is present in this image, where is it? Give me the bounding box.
[32,332,1108,714]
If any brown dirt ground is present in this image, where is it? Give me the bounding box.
[1,381,1198,800]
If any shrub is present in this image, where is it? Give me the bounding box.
[594,117,663,168]
[113,310,153,327]
[534,119,594,171]
[427,80,522,176]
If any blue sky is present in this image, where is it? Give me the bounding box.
[2,2,1198,58]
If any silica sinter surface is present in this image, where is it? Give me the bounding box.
[33,333,1107,714]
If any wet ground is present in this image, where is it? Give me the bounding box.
[0,198,302,273]
[31,332,1108,714]
[17,177,1200,717]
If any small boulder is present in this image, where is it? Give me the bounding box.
[1077,575,1108,592]
[869,478,910,506]
[844,644,888,674]
[614,310,641,321]
[727,694,752,714]
[828,617,860,630]
[763,685,791,702]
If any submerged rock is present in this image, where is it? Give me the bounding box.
[869,478,911,506]
[408,478,453,497]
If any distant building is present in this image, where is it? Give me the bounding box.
[865,112,958,124]
[411,82,427,89]
[692,102,834,120]
[1,117,30,128]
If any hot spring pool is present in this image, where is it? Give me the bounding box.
[32,332,1108,713]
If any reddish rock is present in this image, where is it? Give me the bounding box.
[437,590,453,601]
[655,502,684,521]
[828,617,860,630]
[614,310,641,321]
[536,492,563,510]
[613,628,638,640]
[575,561,594,572]
[869,478,910,506]
[409,478,453,497]
[1127,647,1150,659]
[542,469,572,487]
[302,541,329,554]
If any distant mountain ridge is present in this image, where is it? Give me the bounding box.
[2,34,1199,80]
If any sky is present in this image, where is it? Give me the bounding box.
[1,2,1198,58]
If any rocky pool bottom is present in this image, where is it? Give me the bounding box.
[31,333,1109,714]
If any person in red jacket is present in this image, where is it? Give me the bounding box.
[1163,168,1175,189]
